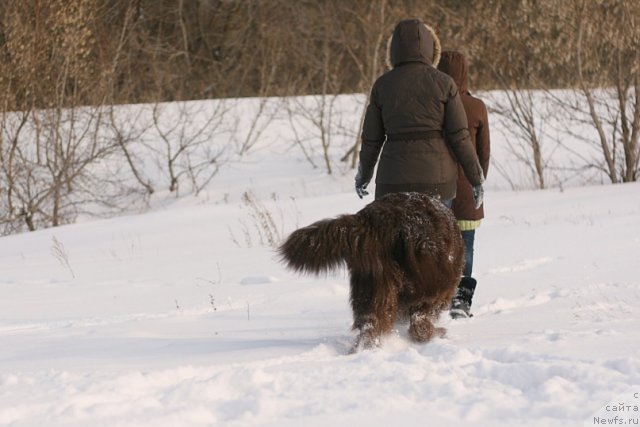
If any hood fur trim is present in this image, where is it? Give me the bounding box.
[385,21,441,70]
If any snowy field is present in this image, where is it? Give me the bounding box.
[1,95,640,427]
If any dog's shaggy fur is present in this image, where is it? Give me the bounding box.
[278,192,464,351]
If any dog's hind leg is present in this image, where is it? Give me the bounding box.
[408,302,446,343]
[349,269,398,352]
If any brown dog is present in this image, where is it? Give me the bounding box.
[278,192,464,352]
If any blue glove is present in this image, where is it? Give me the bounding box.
[355,165,370,199]
[356,183,369,199]
[472,185,484,209]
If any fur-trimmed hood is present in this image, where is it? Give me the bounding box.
[437,51,468,93]
[386,19,441,69]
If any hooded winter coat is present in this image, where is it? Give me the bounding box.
[358,19,484,201]
[437,51,490,221]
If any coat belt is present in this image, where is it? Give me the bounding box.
[386,130,444,141]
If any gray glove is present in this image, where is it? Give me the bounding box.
[472,184,484,209]
[355,164,370,199]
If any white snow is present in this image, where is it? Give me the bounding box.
[1,95,640,427]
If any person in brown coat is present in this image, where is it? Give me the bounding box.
[355,19,485,208]
[438,50,491,318]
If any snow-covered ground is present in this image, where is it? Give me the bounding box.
[1,95,640,426]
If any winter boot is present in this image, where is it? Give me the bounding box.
[450,277,477,319]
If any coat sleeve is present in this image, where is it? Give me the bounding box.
[443,82,484,186]
[476,99,491,179]
[358,84,385,183]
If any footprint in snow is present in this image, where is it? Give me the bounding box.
[239,276,279,285]
[487,257,554,275]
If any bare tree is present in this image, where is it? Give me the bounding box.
[0,0,125,233]
[562,0,640,183]
[489,90,550,189]
[281,1,350,175]
[338,0,390,168]
[0,109,32,233]
[106,105,155,196]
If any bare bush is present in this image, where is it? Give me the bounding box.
[0,104,127,233]
[149,101,229,196]
[489,90,552,189]
[106,105,155,196]
[232,97,281,156]
[228,191,299,248]
[51,235,75,279]
[286,95,342,175]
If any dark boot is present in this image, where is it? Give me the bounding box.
[450,277,477,319]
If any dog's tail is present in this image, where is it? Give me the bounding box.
[278,214,362,275]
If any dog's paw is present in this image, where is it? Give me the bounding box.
[408,321,446,343]
[434,326,447,339]
[349,331,381,353]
